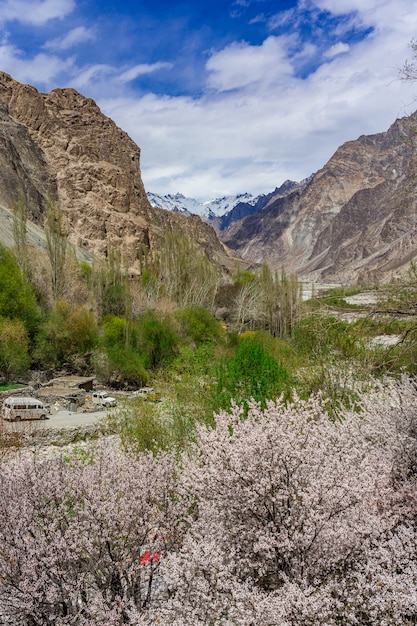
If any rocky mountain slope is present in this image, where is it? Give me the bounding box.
[220,113,417,284]
[0,72,232,274]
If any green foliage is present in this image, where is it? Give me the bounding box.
[93,348,149,388]
[0,382,25,391]
[35,301,98,368]
[136,311,178,369]
[101,397,197,455]
[121,401,169,454]
[258,264,303,337]
[212,333,292,411]
[99,315,148,386]
[175,306,225,345]
[0,317,30,381]
[0,244,39,334]
[170,341,219,379]
[86,247,133,319]
[101,283,130,317]
[101,315,136,348]
[233,269,256,287]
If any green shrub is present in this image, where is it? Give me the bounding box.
[212,334,293,412]
[34,301,98,368]
[175,306,225,345]
[136,311,178,369]
[0,317,30,381]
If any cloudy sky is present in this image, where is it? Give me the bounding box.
[0,0,417,200]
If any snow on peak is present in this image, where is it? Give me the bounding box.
[147,191,257,218]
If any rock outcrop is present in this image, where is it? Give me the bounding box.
[0,72,231,272]
[220,113,417,283]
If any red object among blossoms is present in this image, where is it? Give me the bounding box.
[140,550,162,566]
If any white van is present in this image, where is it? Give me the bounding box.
[3,397,48,421]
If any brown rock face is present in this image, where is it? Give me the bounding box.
[0,72,228,271]
[221,113,417,283]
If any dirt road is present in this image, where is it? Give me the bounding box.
[2,408,109,432]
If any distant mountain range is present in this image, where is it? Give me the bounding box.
[147,179,310,231]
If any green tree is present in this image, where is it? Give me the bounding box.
[99,315,148,386]
[136,311,178,369]
[35,301,98,368]
[175,306,225,345]
[213,333,292,411]
[258,264,302,337]
[0,317,30,381]
[0,243,38,334]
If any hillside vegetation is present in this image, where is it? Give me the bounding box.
[2,206,417,623]
[2,201,417,443]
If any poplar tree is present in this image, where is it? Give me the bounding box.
[44,194,68,301]
[11,191,29,276]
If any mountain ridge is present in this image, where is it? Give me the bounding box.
[216,113,417,284]
[0,71,415,286]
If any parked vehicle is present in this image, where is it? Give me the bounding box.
[91,391,117,407]
[3,397,48,421]
[132,387,162,402]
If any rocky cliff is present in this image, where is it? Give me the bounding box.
[0,72,231,273]
[220,113,417,284]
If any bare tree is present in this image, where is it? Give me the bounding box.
[400,39,417,82]
[11,191,29,276]
[44,194,68,301]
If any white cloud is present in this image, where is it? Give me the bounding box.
[45,26,95,51]
[312,0,388,15]
[324,42,350,58]
[0,42,73,85]
[206,35,294,91]
[71,64,114,89]
[0,0,75,25]
[117,62,172,84]
[102,0,417,201]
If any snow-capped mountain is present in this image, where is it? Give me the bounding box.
[147,180,309,232]
[146,191,257,219]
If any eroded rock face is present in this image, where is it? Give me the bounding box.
[0,72,228,272]
[221,113,417,283]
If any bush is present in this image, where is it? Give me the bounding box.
[213,333,293,411]
[175,306,225,345]
[0,317,30,381]
[34,301,98,368]
[136,311,178,369]
[99,316,148,386]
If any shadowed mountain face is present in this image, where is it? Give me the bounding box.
[220,113,417,284]
[0,72,231,273]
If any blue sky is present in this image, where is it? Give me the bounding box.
[0,0,417,200]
